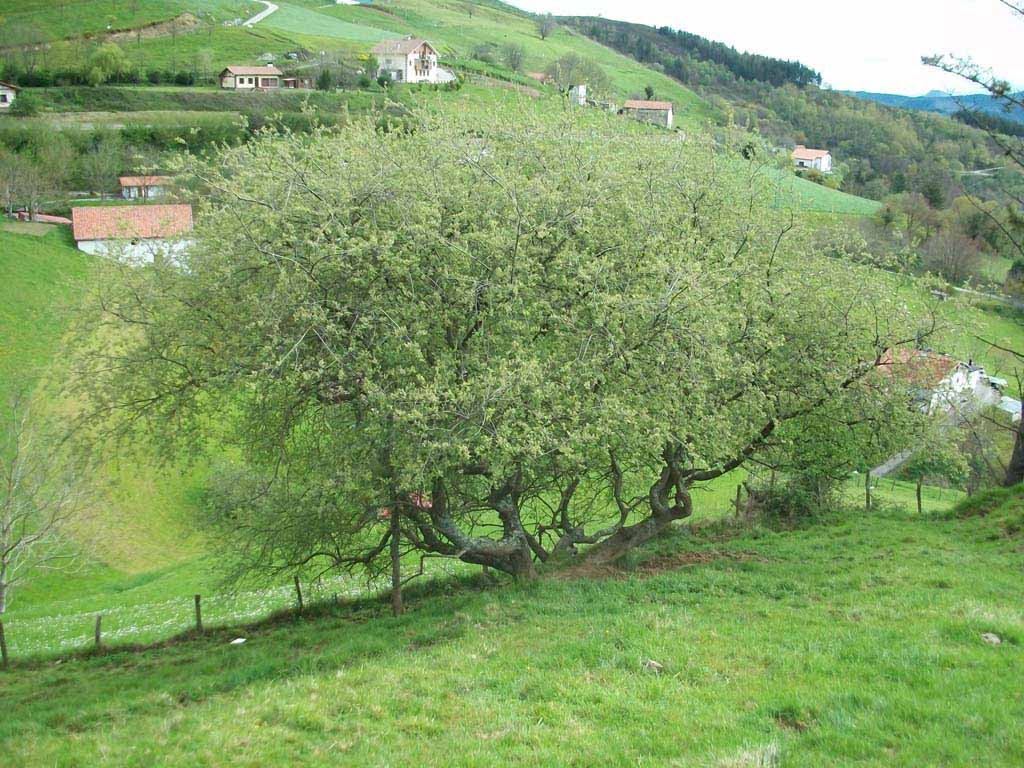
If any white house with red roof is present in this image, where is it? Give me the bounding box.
[792,145,833,173]
[71,204,193,263]
[219,65,282,90]
[622,100,674,129]
[371,38,453,84]
[878,348,1012,419]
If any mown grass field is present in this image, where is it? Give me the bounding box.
[2,489,1021,766]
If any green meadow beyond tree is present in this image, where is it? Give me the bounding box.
[75,107,927,582]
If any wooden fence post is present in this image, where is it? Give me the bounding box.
[865,470,872,512]
[94,615,102,650]
[391,510,403,617]
[194,594,203,633]
[294,576,304,614]
[916,477,923,516]
[734,484,743,519]
[0,618,8,669]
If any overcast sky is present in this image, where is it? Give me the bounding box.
[507,0,1023,95]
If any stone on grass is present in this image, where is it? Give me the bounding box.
[230,638,247,646]
[981,633,1002,645]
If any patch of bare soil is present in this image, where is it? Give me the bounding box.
[106,13,199,44]
[550,549,766,581]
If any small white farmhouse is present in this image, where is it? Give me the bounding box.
[371,38,452,84]
[793,145,833,173]
[71,205,193,263]
[878,348,1012,419]
[219,66,282,91]
[119,175,172,200]
[0,80,20,110]
[622,100,674,129]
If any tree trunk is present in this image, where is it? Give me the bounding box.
[0,618,7,669]
[916,477,923,516]
[865,470,872,512]
[1005,419,1024,487]
[390,511,402,617]
[582,513,681,566]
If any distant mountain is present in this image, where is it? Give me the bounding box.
[843,90,1024,124]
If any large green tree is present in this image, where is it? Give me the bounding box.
[75,107,927,580]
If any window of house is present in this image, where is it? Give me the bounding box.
[0,94,8,104]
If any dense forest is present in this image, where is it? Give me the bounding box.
[566,16,1016,206]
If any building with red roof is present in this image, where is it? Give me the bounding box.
[71,204,193,263]
[621,99,674,129]
[793,145,833,173]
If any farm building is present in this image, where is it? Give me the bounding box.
[877,348,1013,419]
[71,205,193,263]
[0,80,20,110]
[793,145,833,173]
[219,66,282,91]
[119,175,172,200]
[371,38,453,84]
[622,100,674,129]
[282,76,314,89]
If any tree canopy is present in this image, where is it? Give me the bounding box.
[75,106,929,580]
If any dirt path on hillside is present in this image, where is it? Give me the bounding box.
[106,13,200,44]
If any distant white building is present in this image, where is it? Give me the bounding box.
[622,100,674,129]
[71,205,193,263]
[371,38,453,84]
[0,80,20,110]
[793,145,833,174]
[219,66,282,90]
[568,84,587,107]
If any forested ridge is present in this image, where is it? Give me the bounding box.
[565,15,1019,205]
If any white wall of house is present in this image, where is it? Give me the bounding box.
[0,86,16,109]
[378,46,441,84]
[122,185,166,200]
[796,154,832,173]
[629,108,673,129]
[221,75,279,90]
[76,238,192,264]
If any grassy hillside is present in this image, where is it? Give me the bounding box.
[0,0,256,40]
[2,496,1022,766]
[0,225,89,404]
[1,0,717,124]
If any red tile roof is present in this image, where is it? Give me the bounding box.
[793,145,831,161]
[221,66,282,76]
[372,38,435,56]
[877,348,960,389]
[624,100,673,111]
[71,205,193,242]
[118,175,172,188]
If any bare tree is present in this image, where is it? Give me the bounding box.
[537,13,556,40]
[1,399,91,665]
[501,43,525,73]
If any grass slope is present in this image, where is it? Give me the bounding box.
[2,497,1022,766]
[0,226,89,404]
